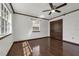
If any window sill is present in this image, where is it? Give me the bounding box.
[0,33,12,40]
[32,31,40,32]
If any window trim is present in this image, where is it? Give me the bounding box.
[0,3,12,39]
[0,33,12,40]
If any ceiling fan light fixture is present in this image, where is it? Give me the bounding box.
[51,10,55,13]
[39,15,45,18]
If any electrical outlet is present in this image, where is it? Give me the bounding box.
[72,37,74,39]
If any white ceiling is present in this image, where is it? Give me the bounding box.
[12,3,79,20]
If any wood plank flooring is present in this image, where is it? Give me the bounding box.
[7,37,79,56]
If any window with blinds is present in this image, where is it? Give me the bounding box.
[32,19,40,32]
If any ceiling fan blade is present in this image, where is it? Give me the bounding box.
[42,9,50,12]
[49,12,52,15]
[55,10,61,13]
[56,3,67,9]
[49,3,54,9]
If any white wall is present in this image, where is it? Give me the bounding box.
[13,14,49,41]
[49,11,79,44]
[0,35,13,56]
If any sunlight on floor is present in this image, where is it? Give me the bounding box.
[22,41,32,56]
[33,45,40,56]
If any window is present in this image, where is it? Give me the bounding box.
[0,3,12,38]
[32,18,40,32]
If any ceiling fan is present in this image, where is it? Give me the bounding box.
[42,3,67,15]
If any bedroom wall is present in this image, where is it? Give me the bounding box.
[0,35,13,56]
[49,10,79,44]
[12,14,49,41]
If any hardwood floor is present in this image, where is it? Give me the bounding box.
[7,42,24,56]
[7,37,79,56]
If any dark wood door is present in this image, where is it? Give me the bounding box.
[50,19,62,41]
[50,19,63,56]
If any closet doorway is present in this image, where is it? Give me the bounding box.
[50,19,63,56]
[50,19,63,41]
